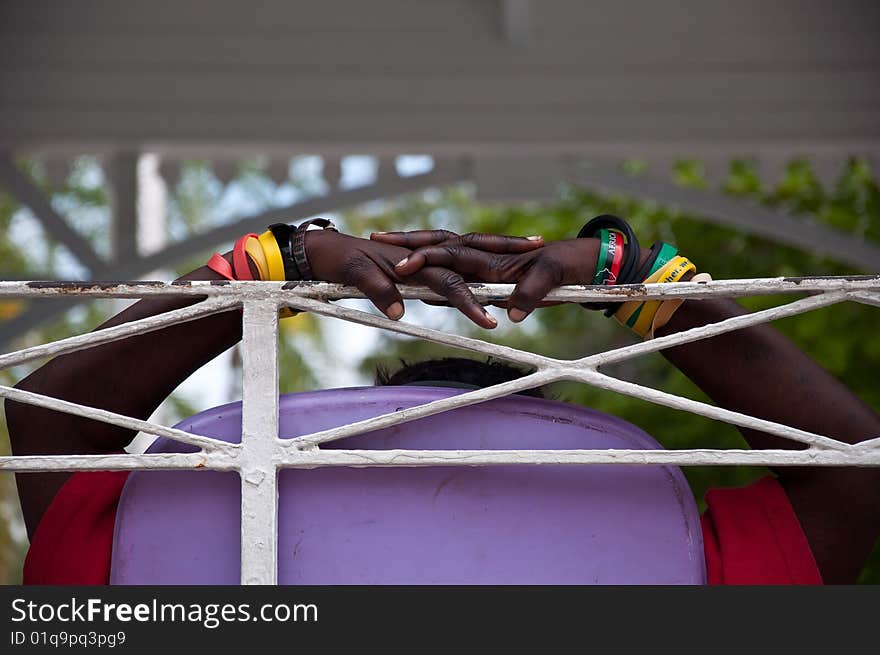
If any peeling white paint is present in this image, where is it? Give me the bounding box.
[0,277,877,584]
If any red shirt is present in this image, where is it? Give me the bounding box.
[22,472,822,585]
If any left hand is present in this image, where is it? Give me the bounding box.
[371,230,601,323]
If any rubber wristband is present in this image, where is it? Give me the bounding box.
[651,256,695,286]
[244,237,269,281]
[614,256,695,336]
[233,233,259,281]
[206,253,235,280]
[593,229,612,285]
[577,215,641,312]
[647,242,679,277]
[258,230,286,281]
[646,272,713,340]
[607,230,624,283]
[268,223,300,280]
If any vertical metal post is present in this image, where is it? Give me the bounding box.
[239,299,280,584]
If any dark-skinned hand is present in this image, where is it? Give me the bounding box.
[305,229,544,328]
[370,229,605,323]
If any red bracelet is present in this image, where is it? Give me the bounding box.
[607,230,625,284]
[232,233,260,281]
[206,253,235,280]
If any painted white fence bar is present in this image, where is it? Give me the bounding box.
[0,276,877,584]
[238,300,281,585]
[1,276,878,302]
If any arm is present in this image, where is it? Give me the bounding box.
[372,229,880,583]
[6,229,542,538]
[656,296,880,584]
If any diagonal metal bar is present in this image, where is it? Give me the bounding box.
[0,153,108,275]
[286,370,556,450]
[280,294,556,370]
[572,369,851,451]
[849,290,880,309]
[0,297,236,371]
[853,435,880,450]
[582,291,847,368]
[0,384,236,453]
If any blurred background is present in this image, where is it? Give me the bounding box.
[0,1,878,583]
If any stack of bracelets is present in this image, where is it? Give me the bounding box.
[205,218,338,317]
[207,214,709,337]
[577,214,711,340]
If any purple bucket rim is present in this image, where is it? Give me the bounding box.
[161,385,667,452]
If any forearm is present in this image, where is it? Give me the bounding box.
[654,293,880,584]
[656,296,880,450]
[9,254,248,455]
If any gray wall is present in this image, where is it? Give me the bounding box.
[1,0,878,155]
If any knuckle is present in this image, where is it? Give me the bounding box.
[535,256,564,281]
[436,270,467,296]
[341,257,372,285]
[487,253,506,271]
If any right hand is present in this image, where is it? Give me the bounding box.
[305,229,544,329]
[370,230,602,323]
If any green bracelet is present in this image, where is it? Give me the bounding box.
[646,242,679,279]
[592,229,612,285]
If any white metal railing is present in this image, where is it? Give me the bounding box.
[1,276,879,584]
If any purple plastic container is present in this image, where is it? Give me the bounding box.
[110,387,705,584]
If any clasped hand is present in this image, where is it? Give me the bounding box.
[304,228,600,328]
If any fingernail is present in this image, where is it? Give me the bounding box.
[526,235,542,241]
[508,308,528,323]
[387,302,404,320]
[372,231,386,236]
[484,310,497,326]
[395,257,409,268]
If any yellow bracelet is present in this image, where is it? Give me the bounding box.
[243,237,269,281]
[614,256,694,326]
[258,230,287,281]
[646,272,712,339]
[614,256,695,338]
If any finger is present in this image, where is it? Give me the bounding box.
[342,256,405,320]
[369,229,460,248]
[456,232,544,253]
[395,244,507,278]
[415,267,497,329]
[507,258,564,323]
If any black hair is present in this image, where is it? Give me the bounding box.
[375,357,546,398]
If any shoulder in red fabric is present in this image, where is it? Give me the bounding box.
[23,471,130,585]
[700,476,822,585]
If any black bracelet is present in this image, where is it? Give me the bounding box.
[631,240,665,287]
[291,218,337,281]
[576,215,642,314]
[267,223,301,281]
